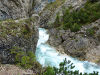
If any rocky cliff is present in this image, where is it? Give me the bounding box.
[0,0,39,64]
[45,0,100,65]
[0,0,100,70]
[48,19,100,64]
[0,0,34,20]
[0,18,38,64]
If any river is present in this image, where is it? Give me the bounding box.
[35,28,100,74]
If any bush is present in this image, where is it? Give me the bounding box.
[54,1,100,32]
[10,46,37,69]
[54,14,60,27]
[86,28,95,36]
[43,59,99,75]
[70,23,80,32]
[43,66,55,75]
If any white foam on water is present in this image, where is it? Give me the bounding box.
[35,28,100,74]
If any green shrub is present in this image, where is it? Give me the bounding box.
[43,66,55,75]
[70,23,80,32]
[10,46,37,69]
[43,59,99,75]
[86,28,95,36]
[20,56,31,69]
[54,1,100,32]
[54,14,60,27]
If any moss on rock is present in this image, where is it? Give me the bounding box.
[0,18,35,38]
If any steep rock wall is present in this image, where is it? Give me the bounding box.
[0,0,34,20]
[46,0,100,64]
[0,18,38,64]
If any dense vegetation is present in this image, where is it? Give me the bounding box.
[10,46,42,69]
[54,1,100,32]
[43,59,99,75]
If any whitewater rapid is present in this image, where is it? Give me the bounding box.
[35,28,100,74]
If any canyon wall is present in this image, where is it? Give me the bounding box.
[0,0,39,64]
[0,0,34,20]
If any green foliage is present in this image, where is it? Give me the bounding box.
[43,58,99,75]
[70,23,80,32]
[55,58,75,75]
[86,28,95,36]
[20,56,31,69]
[43,66,55,75]
[54,1,100,32]
[54,14,60,27]
[10,46,36,69]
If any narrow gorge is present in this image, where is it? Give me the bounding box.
[36,28,100,74]
[0,0,100,75]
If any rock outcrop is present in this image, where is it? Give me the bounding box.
[48,19,100,64]
[0,0,40,64]
[45,0,100,64]
[0,0,34,20]
[39,0,86,28]
[34,0,48,13]
[0,18,38,64]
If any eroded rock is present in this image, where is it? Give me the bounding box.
[0,0,34,20]
[0,18,38,64]
[48,19,100,64]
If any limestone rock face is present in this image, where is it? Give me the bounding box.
[38,0,86,28]
[40,0,100,64]
[0,0,34,20]
[34,0,48,13]
[0,18,38,64]
[48,19,100,64]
